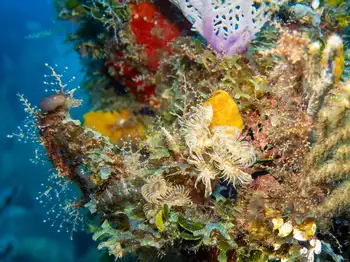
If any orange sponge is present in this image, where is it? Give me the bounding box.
[83,110,144,143]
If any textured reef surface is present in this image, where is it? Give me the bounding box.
[11,0,350,261]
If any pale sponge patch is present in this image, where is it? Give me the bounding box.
[170,0,276,54]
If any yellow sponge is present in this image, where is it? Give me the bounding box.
[83,110,144,143]
[203,90,244,131]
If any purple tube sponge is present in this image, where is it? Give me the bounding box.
[171,0,275,55]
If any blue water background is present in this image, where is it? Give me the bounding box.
[0,1,100,261]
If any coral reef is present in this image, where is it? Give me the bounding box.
[13,0,350,261]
